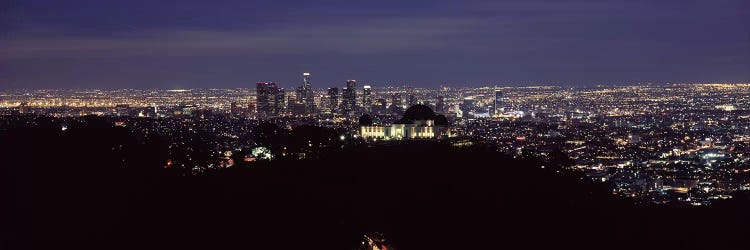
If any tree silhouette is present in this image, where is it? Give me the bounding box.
[358,114,373,126]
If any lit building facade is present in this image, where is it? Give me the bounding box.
[295,72,315,114]
[362,85,373,113]
[493,90,503,116]
[460,97,474,118]
[342,80,357,116]
[327,87,339,114]
[361,104,451,140]
[256,82,281,118]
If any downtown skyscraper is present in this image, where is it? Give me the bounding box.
[341,80,357,116]
[362,85,372,113]
[295,72,315,114]
[327,87,339,114]
[389,93,404,115]
[493,90,503,116]
[256,82,282,118]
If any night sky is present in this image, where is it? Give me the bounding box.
[1,0,748,89]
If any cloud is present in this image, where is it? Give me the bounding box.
[465,0,629,12]
[0,16,494,59]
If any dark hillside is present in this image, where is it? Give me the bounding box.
[2,123,748,249]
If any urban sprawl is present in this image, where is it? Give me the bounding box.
[2,76,750,206]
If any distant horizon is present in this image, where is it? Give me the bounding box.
[2,80,750,91]
[2,0,748,89]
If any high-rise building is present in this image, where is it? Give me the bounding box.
[461,97,474,118]
[389,93,404,115]
[256,82,282,118]
[362,85,373,113]
[298,72,315,114]
[328,87,339,114]
[256,82,273,118]
[274,88,286,116]
[494,90,503,116]
[288,92,304,116]
[303,72,311,88]
[342,80,357,116]
[295,87,304,103]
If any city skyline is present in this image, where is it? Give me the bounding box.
[2,0,749,89]
[3,1,750,248]
[3,83,750,207]
[1,79,748,91]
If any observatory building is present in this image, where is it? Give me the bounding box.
[360,104,451,140]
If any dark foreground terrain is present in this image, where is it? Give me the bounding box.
[2,120,749,249]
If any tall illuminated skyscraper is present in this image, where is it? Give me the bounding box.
[362,85,372,113]
[493,90,503,116]
[256,82,278,118]
[389,93,404,115]
[328,87,339,114]
[298,72,315,114]
[342,80,357,116]
[274,87,286,116]
[303,72,311,88]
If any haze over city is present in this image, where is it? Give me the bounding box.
[2,0,749,89]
